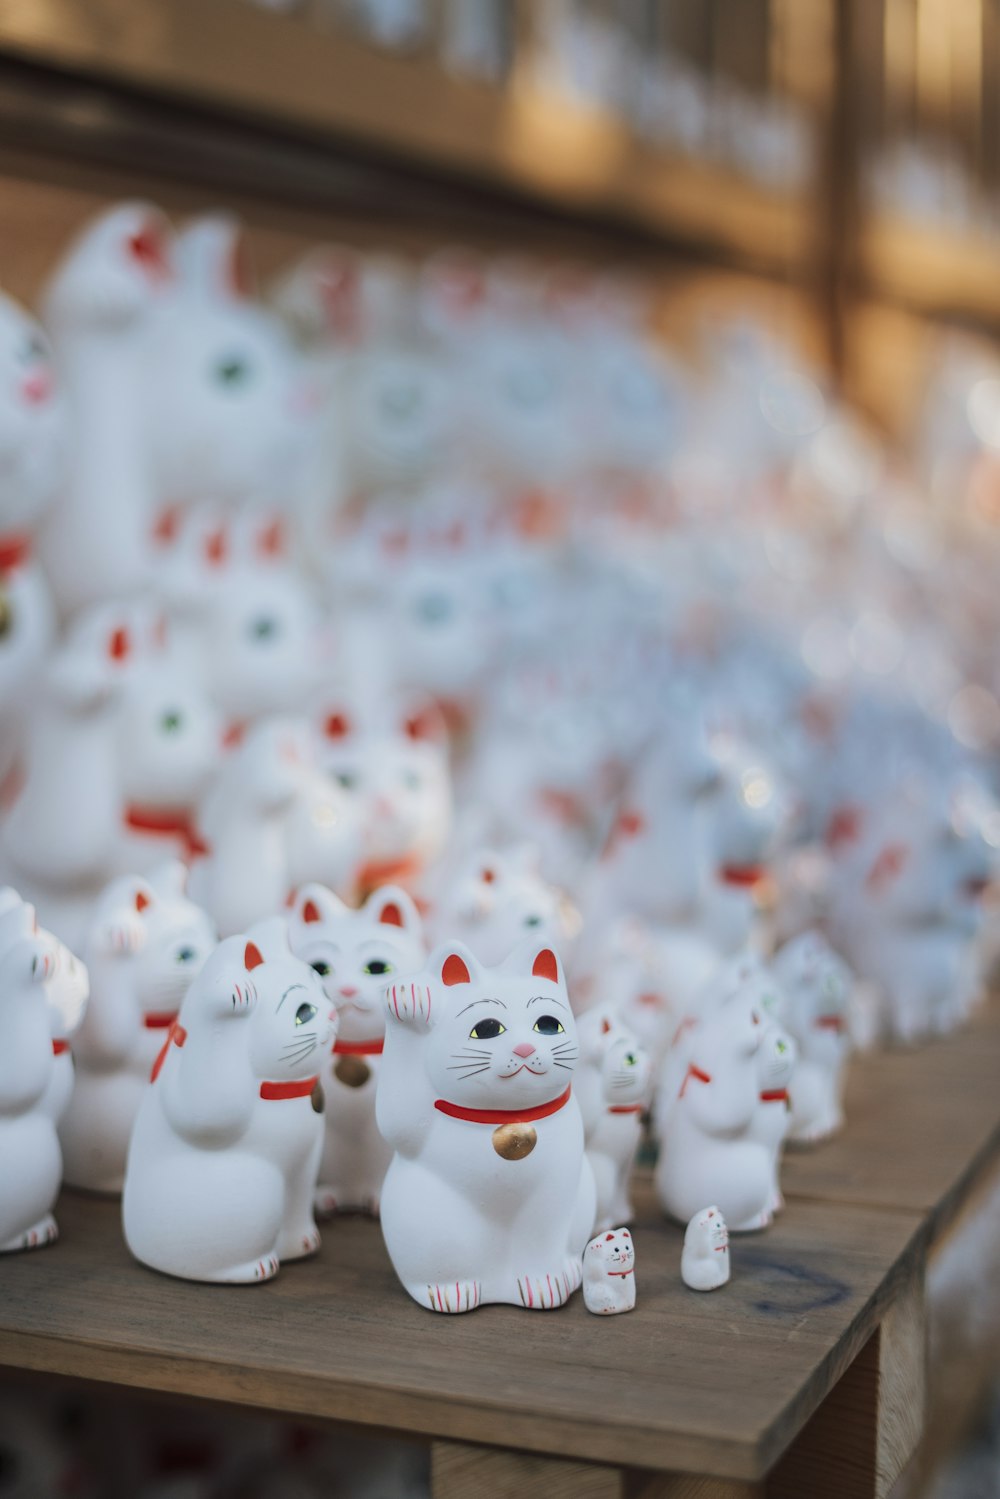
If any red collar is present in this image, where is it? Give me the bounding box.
[718,863,765,888]
[143,1010,178,1030]
[52,1038,70,1056]
[0,534,31,573]
[333,1038,384,1056]
[607,1267,634,1277]
[356,854,421,896]
[760,1088,789,1104]
[151,1021,187,1083]
[815,1014,846,1032]
[260,1075,318,1101]
[124,805,211,862]
[679,1063,711,1098]
[434,1084,571,1125]
[607,1103,643,1114]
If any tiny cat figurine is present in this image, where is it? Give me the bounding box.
[575,1007,652,1232]
[583,1227,636,1314]
[60,863,216,1193]
[377,941,596,1312]
[123,931,335,1283]
[772,930,852,1144]
[654,987,782,1232]
[286,881,425,1216]
[681,1206,730,1291]
[0,912,63,1252]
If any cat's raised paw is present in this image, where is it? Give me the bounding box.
[386,981,434,1028]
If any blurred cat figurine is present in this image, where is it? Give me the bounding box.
[583,1227,636,1314]
[377,941,595,1311]
[0,913,63,1252]
[60,864,216,1193]
[681,1206,730,1291]
[575,1007,651,1231]
[286,881,425,1216]
[750,1024,797,1217]
[772,930,852,1144]
[427,844,580,966]
[123,931,335,1282]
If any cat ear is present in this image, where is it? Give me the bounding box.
[147,860,189,901]
[107,625,131,663]
[244,941,264,971]
[365,885,422,936]
[124,211,175,287]
[322,709,352,741]
[402,703,447,745]
[290,883,347,928]
[204,526,228,568]
[531,948,560,985]
[177,213,253,302]
[433,942,479,988]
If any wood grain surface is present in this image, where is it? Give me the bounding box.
[782,996,1000,1236]
[0,1180,923,1481]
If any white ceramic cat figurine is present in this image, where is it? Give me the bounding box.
[575,1007,652,1232]
[771,931,853,1144]
[0,291,65,786]
[583,1228,636,1314]
[427,844,580,966]
[191,717,358,936]
[654,989,779,1231]
[681,1206,730,1291]
[123,931,334,1282]
[40,201,175,616]
[0,912,63,1251]
[377,941,596,1311]
[750,1024,797,1217]
[60,864,216,1193]
[286,881,425,1216]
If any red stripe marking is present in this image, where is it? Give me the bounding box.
[52,1039,70,1056]
[679,1063,712,1099]
[607,1103,644,1114]
[434,1085,571,1125]
[759,1088,789,1104]
[815,1014,846,1032]
[124,805,211,861]
[150,1021,187,1083]
[333,1037,384,1056]
[143,1010,178,1030]
[0,534,31,572]
[718,863,765,887]
[260,1075,319,1101]
[607,1268,634,1277]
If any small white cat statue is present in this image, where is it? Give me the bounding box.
[583,1228,636,1315]
[60,863,216,1193]
[653,987,786,1232]
[377,941,596,1311]
[772,930,853,1144]
[575,1007,652,1232]
[0,912,63,1252]
[426,844,581,966]
[681,1206,730,1291]
[751,1023,797,1218]
[286,881,425,1216]
[123,931,335,1283]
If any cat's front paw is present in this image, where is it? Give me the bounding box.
[95,910,146,957]
[386,981,434,1028]
[422,1280,482,1313]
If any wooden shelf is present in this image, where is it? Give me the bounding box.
[0,0,813,276]
[860,214,1000,329]
[4,1002,1000,1492]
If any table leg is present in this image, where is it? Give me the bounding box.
[766,1259,926,1499]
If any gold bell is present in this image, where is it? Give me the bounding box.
[492,1121,537,1160]
[310,1080,325,1114]
[0,591,13,639]
[334,1055,370,1089]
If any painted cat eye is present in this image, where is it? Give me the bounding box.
[335,770,357,790]
[249,616,279,641]
[624,1052,638,1066]
[216,355,251,385]
[469,1018,505,1040]
[23,334,48,362]
[160,710,183,733]
[295,1002,318,1027]
[533,1015,564,1035]
[523,914,543,927]
[310,960,331,978]
[176,947,197,963]
[363,959,392,976]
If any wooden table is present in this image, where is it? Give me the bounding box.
[2,1001,999,1499]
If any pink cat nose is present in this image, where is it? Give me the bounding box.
[513,1042,535,1058]
[340,985,358,998]
[22,371,51,405]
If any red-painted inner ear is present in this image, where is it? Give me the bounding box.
[442,953,471,987]
[229,237,252,298]
[204,529,227,567]
[127,225,172,283]
[317,260,361,341]
[244,942,264,971]
[532,948,559,983]
[324,711,350,739]
[257,519,284,558]
[601,1018,611,1035]
[109,627,130,662]
[605,1232,614,1241]
[379,901,403,928]
[481,868,496,885]
[135,890,150,913]
[404,710,436,741]
[302,899,321,924]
